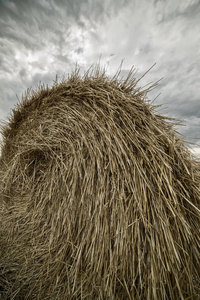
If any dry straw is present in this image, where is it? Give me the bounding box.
[0,65,200,299]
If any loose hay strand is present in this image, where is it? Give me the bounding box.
[0,65,200,299]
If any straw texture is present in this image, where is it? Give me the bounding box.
[0,66,200,299]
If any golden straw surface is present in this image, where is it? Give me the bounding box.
[0,66,200,299]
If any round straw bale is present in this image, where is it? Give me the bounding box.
[0,66,200,299]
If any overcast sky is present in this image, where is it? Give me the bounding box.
[0,0,200,155]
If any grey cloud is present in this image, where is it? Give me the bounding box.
[75,47,84,54]
[120,64,200,145]
[0,77,24,120]
[55,54,70,64]
[172,0,200,20]
[0,0,129,32]
[154,0,200,24]
[0,0,131,74]
[19,67,27,78]
[121,55,200,144]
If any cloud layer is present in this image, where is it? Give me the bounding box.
[0,0,200,148]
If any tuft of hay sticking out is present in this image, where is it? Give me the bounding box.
[0,65,200,300]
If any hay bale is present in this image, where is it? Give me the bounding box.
[0,66,199,300]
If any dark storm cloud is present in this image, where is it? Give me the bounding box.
[0,0,131,72]
[0,0,130,37]
[0,0,131,118]
[156,0,200,23]
[0,1,67,51]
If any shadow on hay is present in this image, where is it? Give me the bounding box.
[0,65,200,299]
